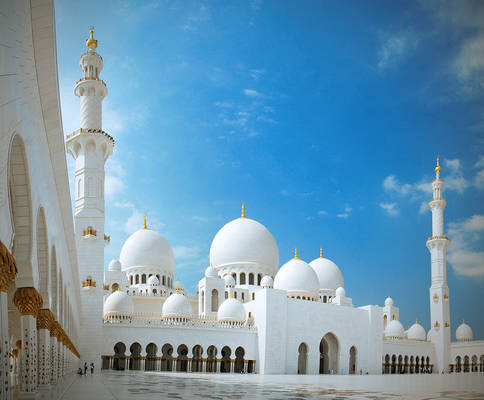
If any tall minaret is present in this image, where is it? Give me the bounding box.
[66,27,113,369]
[426,156,451,373]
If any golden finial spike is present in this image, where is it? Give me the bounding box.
[176,287,179,294]
[241,201,246,218]
[294,248,299,259]
[230,291,234,299]
[393,314,396,320]
[435,155,441,177]
[320,246,323,258]
[415,318,418,324]
[143,214,147,229]
[86,26,98,49]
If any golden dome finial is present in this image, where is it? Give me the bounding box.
[320,246,323,258]
[294,248,299,260]
[143,214,147,230]
[415,318,418,324]
[435,155,441,177]
[176,287,179,294]
[86,26,98,49]
[230,291,234,299]
[241,201,246,218]
[393,314,396,320]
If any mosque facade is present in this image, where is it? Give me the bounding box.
[0,1,483,398]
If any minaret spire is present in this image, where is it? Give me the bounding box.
[241,201,246,218]
[426,157,451,373]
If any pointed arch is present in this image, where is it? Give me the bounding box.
[36,207,49,307]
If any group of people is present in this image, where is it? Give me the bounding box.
[77,362,94,376]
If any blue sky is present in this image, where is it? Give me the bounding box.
[55,1,484,339]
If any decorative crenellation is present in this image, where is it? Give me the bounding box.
[13,287,43,317]
[0,239,18,292]
[66,128,114,143]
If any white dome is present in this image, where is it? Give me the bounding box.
[108,257,121,271]
[456,321,473,342]
[261,275,274,288]
[209,217,279,273]
[217,298,246,323]
[385,297,394,307]
[205,266,218,278]
[274,257,320,297]
[408,320,426,341]
[335,286,346,297]
[147,275,159,286]
[385,318,404,338]
[162,293,192,319]
[103,290,134,317]
[224,275,235,287]
[309,256,343,291]
[119,228,174,272]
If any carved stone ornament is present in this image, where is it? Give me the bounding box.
[0,239,18,292]
[37,308,54,330]
[13,286,43,316]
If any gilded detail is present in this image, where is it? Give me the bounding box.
[37,309,54,331]
[13,287,43,317]
[0,239,18,292]
[82,226,97,236]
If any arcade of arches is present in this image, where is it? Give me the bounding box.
[102,342,255,374]
[382,354,433,374]
[450,355,484,373]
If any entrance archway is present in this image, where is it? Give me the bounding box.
[191,345,203,372]
[160,343,173,371]
[113,342,126,370]
[298,343,308,374]
[349,346,357,374]
[129,342,141,370]
[145,343,158,371]
[319,332,339,374]
[176,345,188,372]
[206,346,217,372]
[234,347,245,373]
[221,346,231,373]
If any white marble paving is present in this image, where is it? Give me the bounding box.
[31,371,484,400]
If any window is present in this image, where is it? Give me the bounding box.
[234,292,237,299]
[242,293,245,301]
[240,273,246,285]
[257,274,262,285]
[249,273,254,285]
[142,274,146,284]
[162,276,166,285]
[135,275,139,284]
[130,275,133,285]
[211,289,218,312]
[225,291,228,299]
[252,292,255,300]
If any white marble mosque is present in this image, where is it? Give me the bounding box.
[0,1,483,399]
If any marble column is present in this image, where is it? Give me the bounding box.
[243,361,248,373]
[37,309,53,386]
[188,359,192,373]
[230,359,234,373]
[202,358,206,373]
[140,356,145,371]
[0,241,17,400]
[49,331,57,383]
[13,287,43,395]
[216,359,220,373]
[57,341,63,378]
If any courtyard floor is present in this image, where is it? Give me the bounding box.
[37,371,484,400]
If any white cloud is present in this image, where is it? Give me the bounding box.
[243,89,263,97]
[336,213,349,219]
[172,245,202,260]
[123,209,164,234]
[448,215,484,277]
[281,189,289,196]
[192,215,208,222]
[382,175,413,195]
[317,210,328,216]
[475,155,484,169]
[344,204,352,213]
[114,201,134,209]
[444,158,461,173]
[105,175,127,198]
[474,169,484,189]
[380,202,399,216]
[377,32,418,71]
[419,201,429,215]
[453,34,484,91]
[250,69,266,80]
[247,131,260,138]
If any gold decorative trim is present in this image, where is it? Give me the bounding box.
[83,226,97,236]
[82,276,96,287]
[0,240,18,292]
[13,287,43,317]
[66,128,114,143]
[37,309,54,330]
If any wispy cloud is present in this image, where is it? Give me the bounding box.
[172,245,202,260]
[105,158,127,199]
[243,89,263,97]
[123,209,164,234]
[377,32,418,71]
[380,202,399,216]
[250,69,266,80]
[448,215,484,277]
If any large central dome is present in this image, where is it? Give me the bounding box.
[119,228,174,272]
[209,216,279,273]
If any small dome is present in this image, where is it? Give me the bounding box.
[108,257,121,271]
[162,293,192,320]
[209,217,279,274]
[274,256,320,298]
[205,266,218,278]
[309,256,343,291]
[427,329,433,342]
[119,228,174,273]
[408,320,426,341]
[147,275,159,286]
[224,275,235,287]
[385,318,404,338]
[103,291,134,317]
[217,298,246,323]
[456,321,473,342]
[335,286,346,297]
[385,297,394,307]
[261,275,274,288]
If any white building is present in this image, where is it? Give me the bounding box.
[0,1,483,398]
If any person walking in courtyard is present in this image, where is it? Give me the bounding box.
[84,362,87,375]
[90,362,94,374]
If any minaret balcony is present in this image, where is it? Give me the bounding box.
[75,77,106,87]
[82,226,97,241]
[66,128,114,144]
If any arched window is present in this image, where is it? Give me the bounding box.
[383,314,388,329]
[234,292,237,299]
[323,295,327,303]
[156,274,160,282]
[225,291,228,299]
[241,292,245,301]
[240,273,246,285]
[232,272,236,282]
[211,289,218,312]
[201,291,205,313]
[135,275,139,284]
[252,292,255,300]
[257,274,262,285]
[130,275,133,285]
[249,273,254,285]
[162,276,166,285]
[141,274,146,284]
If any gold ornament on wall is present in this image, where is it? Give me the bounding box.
[0,240,18,292]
